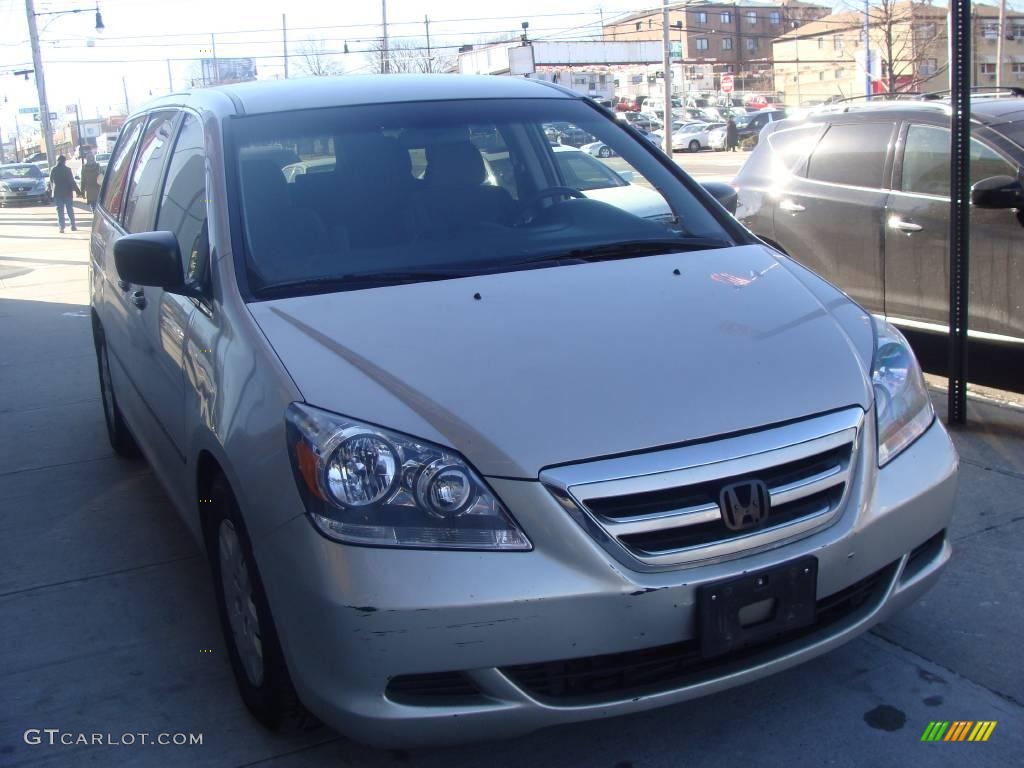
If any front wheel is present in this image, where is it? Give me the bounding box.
[208,476,313,732]
[689,140,701,153]
[95,335,141,458]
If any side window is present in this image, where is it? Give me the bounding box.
[901,124,1017,197]
[123,111,178,233]
[156,114,208,283]
[767,123,825,173]
[99,116,146,217]
[805,122,894,189]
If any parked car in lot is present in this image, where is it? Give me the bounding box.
[734,93,1024,381]
[733,108,788,147]
[543,121,595,148]
[581,139,616,158]
[91,74,957,749]
[672,122,726,152]
[0,163,51,205]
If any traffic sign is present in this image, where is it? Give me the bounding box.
[721,74,734,94]
[18,106,39,115]
[31,112,59,122]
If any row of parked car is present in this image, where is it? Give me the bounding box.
[0,150,111,206]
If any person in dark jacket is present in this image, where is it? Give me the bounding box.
[80,152,101,210]
[49,155,82,233]
[725,117,739,152]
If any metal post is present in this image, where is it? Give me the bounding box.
[25,0,55,166]
[0,123,5,164]
[996,0,1007,90]
[661,0,672,156]
[947,0,971,425]
[863,0,872,98]
[382,0,390,74]
[282,14,289,79]
[73,103,82,154]
[166,59,173,91]
[211,33,219,85]
[425,15,431,73]
[122,76,129,113]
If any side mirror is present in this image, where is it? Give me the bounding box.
[114,231,189,293]
[971,174,1024,209]
[701,181,738,215]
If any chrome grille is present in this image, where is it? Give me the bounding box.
[541,408,863,569]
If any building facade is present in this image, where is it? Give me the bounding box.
[603,1,831,93]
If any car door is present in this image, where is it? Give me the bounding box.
[884,122,1023,341]
[110,110,195,482]
[771,119,897,314]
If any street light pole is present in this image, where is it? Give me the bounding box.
[282,14,289,79]
[863,0,872,98]
[25,0,56,165]
[996,0,1007,90]
[661,0,673,156]
[382,0,390,74]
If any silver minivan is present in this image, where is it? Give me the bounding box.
[90,75,958,748]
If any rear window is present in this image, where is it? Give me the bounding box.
[805,122,895,189]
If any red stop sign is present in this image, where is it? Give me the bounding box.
[721,75,734,93]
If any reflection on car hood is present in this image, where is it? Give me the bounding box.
[250,245,874,479]
[582,185,672,219]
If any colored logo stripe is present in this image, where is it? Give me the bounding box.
[921,721,996,742]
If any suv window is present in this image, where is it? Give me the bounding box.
[99,116,146,217]
[156,114,208,282]
[123,111,177,233]
[766,123,825,172]
[901,124,1018,197]
[805,122,894,189]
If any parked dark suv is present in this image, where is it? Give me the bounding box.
[734,93,1024,385]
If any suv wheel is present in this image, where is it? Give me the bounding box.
[95,335,141,457]
[208,476,314,732]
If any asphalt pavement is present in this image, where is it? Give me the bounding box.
[1,202,1022,767]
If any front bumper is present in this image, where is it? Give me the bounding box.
[258,418,957,748]
[0,191,49,205]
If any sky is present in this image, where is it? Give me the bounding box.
[0,0,646,144]
[2,0,1023,147]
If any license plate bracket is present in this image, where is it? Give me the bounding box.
[698,556,818,658]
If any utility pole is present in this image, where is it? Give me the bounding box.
[425,15,432,73]
[381,0,390,74]
[661,0,672,156]
[863,0,872,97]
[211,33,219,85]
[122,76,129,114]
[282,14,289,79]
[25,0,55,165]
[996,0,1007,89]
[166,59,173,91]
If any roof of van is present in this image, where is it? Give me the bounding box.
[145,74,576,117]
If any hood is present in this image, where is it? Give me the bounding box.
[249,245,874,479]
[582,185,672,220]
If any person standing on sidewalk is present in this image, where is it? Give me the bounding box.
[80,152,101,211]
[49,156,82,233]
[725,117,739,153]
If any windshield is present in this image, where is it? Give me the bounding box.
[0,165,43,180]
[231,98,731,297]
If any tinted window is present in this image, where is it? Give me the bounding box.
[806,122,894,188]
[100,116,146,217]
[156,114,208,282]
[901,124,1018,197]
[767,123,825,172]
[123,111,177,233]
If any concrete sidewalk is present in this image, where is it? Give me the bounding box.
[0,204,1021,767]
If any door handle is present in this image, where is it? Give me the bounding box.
[888,216,923,233]
[131,289,147,309]
[779,199,806,213]
[117,278,130,291]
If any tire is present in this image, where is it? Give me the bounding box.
[208,476,315,732]
[689,140,701,153]
[95,334,141,458]
[598,146,612,158]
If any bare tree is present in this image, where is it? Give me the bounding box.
[366,38,455,74]
[868,0,946,94]
[296,38,342,77]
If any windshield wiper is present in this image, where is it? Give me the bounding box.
[254,269,474,297]
[519,238,731,266]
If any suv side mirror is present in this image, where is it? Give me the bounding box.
[114,231,189,293]
[701,181,738,215]
[971,175,1024,209]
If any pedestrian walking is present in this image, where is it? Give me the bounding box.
[726,117,739,153]
[49,156,82,233]
[80,152,101,211]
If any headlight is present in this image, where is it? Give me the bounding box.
[872,320,934,466]
[285,403,531,550]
